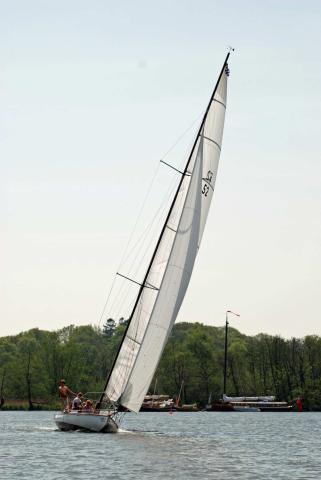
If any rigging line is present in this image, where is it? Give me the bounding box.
[112,285,133,325]
[115,212,167,299]
[118,161,161,269]
[98,162,160,325]
[112,194,170,316]
[127,185,176,276]
[111,191,171,317]
[107,262,137,319]
[117,123,190,275]
[118,173,178,270]
[109,197,170,317]
[119,200,167,271]
[97,274,117,328]
[174,133,198,176]
[119,184,173,268]
[108,273,133,317]
[160,111,203,161]
[113,211,168,316]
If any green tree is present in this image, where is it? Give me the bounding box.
[102,318,116,338]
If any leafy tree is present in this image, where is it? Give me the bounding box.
[102,318,116,337]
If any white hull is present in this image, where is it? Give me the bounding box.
[54,412,118,433]
[233,406,260,412]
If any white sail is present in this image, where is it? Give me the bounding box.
[105,64,228,413]
[199,71,227,244]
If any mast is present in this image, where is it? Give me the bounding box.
[223,312,229,396]
[98,53,231,408]
[223,309,240,398]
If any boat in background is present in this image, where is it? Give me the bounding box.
[233,405,260,412]
[140,395,175,412]
[139,394,199,412]
[175,403,199,412]
[206,312,292,413]
[222,395,292,412]
[207,395,292,412]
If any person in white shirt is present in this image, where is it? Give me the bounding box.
[72,392,83,410]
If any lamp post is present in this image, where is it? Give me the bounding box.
[223,310,240,397]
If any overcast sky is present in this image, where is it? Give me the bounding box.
[1,0,321,338]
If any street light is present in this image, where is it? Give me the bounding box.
[223,310,240,397]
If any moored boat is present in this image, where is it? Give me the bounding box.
[175,404,199,412]
[207,311,292,413]
[140,395,176,412]
[232,405,260,412]
[222,395,292,412]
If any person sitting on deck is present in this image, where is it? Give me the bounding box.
[58,379,75,411]
[72,392,83,411]
[82,399,94,413]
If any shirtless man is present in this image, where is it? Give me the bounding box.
[58,379,75,411]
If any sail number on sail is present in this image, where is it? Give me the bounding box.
[202,170,214,197]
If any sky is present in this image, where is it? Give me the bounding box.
[1,0,321,338]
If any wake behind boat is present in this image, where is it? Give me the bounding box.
[55,51,231,432]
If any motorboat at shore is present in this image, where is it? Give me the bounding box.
[223,394,293,412]
[207,395,293,412]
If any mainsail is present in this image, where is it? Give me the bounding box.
[103,55,229,413]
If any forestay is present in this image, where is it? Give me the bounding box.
[105,62,229,413]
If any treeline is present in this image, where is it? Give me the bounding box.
[1,320,321,410]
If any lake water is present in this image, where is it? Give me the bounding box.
[0,411,320,479]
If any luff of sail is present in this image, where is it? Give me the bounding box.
[104,59,229,413]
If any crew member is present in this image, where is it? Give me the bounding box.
[58,379,75,411]
[72,392,83,410]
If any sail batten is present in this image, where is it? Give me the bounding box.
[213,98,226,109]
[103,57,229,412]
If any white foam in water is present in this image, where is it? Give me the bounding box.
[117,427,135,434]
[36,427,56,431]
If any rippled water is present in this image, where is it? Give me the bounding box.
[1,411,320,479]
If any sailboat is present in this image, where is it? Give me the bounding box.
[54,52,231,432]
